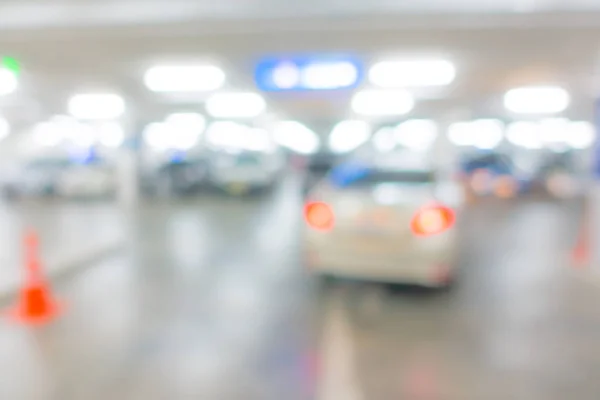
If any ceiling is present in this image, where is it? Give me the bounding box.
[5,0,600,30]
[0,1,599,134]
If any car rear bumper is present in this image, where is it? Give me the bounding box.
[305,245,456,286]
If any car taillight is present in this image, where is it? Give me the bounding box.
[411,204,455,237]
[305,201,335,231]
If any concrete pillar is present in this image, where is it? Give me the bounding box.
[116,118,141,207]
[586,99,600,270]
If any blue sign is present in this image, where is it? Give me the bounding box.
[255,55,363,92]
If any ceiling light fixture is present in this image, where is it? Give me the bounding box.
[329,120,371,153]
[504,86,570,114]
[369,59,456,88]
[144,65,225,93]
[68,93,125,120]
[273,121,320,154]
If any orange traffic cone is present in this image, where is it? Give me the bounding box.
[572,233,589,267]
[572,214,590,268]
[6,230,62,325]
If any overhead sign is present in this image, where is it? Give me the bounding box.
[255,56,363,92]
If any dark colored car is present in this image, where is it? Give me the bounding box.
[459,152,532,198]
[302,152,338,196]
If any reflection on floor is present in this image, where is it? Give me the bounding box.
[0,179,595,400]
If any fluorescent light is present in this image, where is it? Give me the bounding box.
[471,119,504,150]
[244,128,274,152]
[206,92,266,118]
[0,69,17,95]
[143,122,170,150]
[33,122,63,147]
[273,121,320,154]
[165,112,206,132]
[144,65,225,93]
[448,120,503,149]
[395,119,438,151]
[205,121,250,148]
[351,90,414,117]
[504,86,570,114]
[539,118,570,144]
[506,121,543,149]
[329,120,371,153]
[300,61,359,90]
[447,122,472,147]
[566,121,595,149]
[0,116,9,140]
[372,127,396,152]
[96,122,125,147]
[369,59,456,88]
[272,63,301,89]
[68,93,125,120]
[143,113,206,151]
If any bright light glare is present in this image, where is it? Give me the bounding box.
[567,121,595,149]
[245,128,273,152]
[206,92,266,118]
[504,86,570,114]
[369,59,456,88]
[372,127,396,152]
[301,62,358,89]
[471,119,504,149]
[447,123,472,147]
[165,112,206,129]
[539,118,570,144]
[0,69,17,95]
[33,122,63,147]
[506,121,543,149]
[96,122,125,147]
[165,112,206,149]
[351,90,414,117]
[69,124,95,148]
[448,119,503,149]
[205,121,249,148]
[143,122,170,150]
[272,63,301,89]
[143,113,206,150]
[329,120,371,153]
[68,93,125,120]
[395,119,438,151]
[273,121,320,154]
[0,116,10,140]
[144,65,225,93]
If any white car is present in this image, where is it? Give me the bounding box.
[56,165,115,198]
[1,159,70,199]
[210,150,281,195]
[303,160,463,287]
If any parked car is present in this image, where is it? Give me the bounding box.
[209,149,282,195]
[142,158,210,197]
[302,152,338,197]
[459,153,531,199]
[56,164,115,199]
[1,158,71,200]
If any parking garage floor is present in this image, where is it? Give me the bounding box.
[0,176,597,400]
